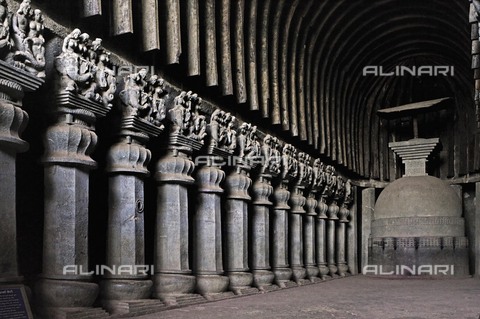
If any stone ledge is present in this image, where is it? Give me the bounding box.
[0,60,44,93]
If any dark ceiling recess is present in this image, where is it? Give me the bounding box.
[40,0,473,180]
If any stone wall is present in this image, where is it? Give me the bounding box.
[0,1,358,318]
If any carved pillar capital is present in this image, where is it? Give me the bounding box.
[107,137,151,175]
[42,122,98,169]
[225,168,252,200]
[306,190,318,216]
[339,179,354,223]
[195,156,225,193]
[290,151,311,215]
[328,200,340,220]
[0,58,44,153]
[155,151,195,184]
[252,174,273,206]
[0,98,28,152]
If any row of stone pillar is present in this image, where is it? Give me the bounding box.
[0,24,357,318]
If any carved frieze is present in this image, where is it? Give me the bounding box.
[313,159,328,219]
[259,134,281,176]
[280,143,298,182]
[312,159,324,191]
[305,158,319,217]
[0,0,45,78]
[205,108,237,157]
[290,151,308,215]
[295,152,312,188]
[322,165,336,200]
[55,28,116,118]
[236,122,261,168]
[119,69,166,137]
[325,166,340,220]
[337,179,352,222]
[165,90,206,153]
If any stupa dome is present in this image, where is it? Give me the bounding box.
[372,175,463,238]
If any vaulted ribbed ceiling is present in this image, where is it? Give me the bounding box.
[36,0,474,180]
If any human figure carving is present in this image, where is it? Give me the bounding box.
[0,0,10,57]
[11,0,31,52]
[56,29,94,94]
[119,69,167,128]
[1,0,45,77]
[247,126,261,159]
[168,91,206,141]
[55,28,116,107]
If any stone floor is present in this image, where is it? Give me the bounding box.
[132,276,480,319]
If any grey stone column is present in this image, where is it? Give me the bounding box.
[346,186,358,275]
[223,122,261,294]
[0,0,46,285]
[316,197,329,279]
[261,136,292,288]
[0,68,42,285]
[288,151,310,284]
[36,100,102,315]
[101,132,154,313]
[154,148,197,303]
[336,204,350,277]
[304,189,319,281]
[272,180,293,287]
[194,155,229,297]
[361,188,375,273]
[36,29,116,318]
[224,163,254,294]
[327,201,339,276]
[193,102,237,298]
[289,190,306,283]
[154,91,206,303]
[250,174,275,290]
[101,70,167,312]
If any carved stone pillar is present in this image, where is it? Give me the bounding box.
[224,123,260,295]
[0,0,44,286]
[288,149,307,284]
[343,180,355,275]
[346,198,358,275]
[154,148,198,303]
[194,108,235,299]
[324,165,340,277]
[153,91,205,304]
[195,156,230,298]
[271,182,293,287]
[327,203,339,277]
[36,29,115,317]
[0,68,43,285]
[336,202,349,277]
[304,189,319,281]
[312,160,329,279]
[101,71,166,313]
[270,136,293,287]
[316,196,330,279]
[299,153,318,282]
[361,187,375,273]
[250,173,275,290]
[225,163,253,294]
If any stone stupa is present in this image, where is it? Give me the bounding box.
[369,98,469,276]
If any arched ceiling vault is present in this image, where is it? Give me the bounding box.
[46,0,473,179]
